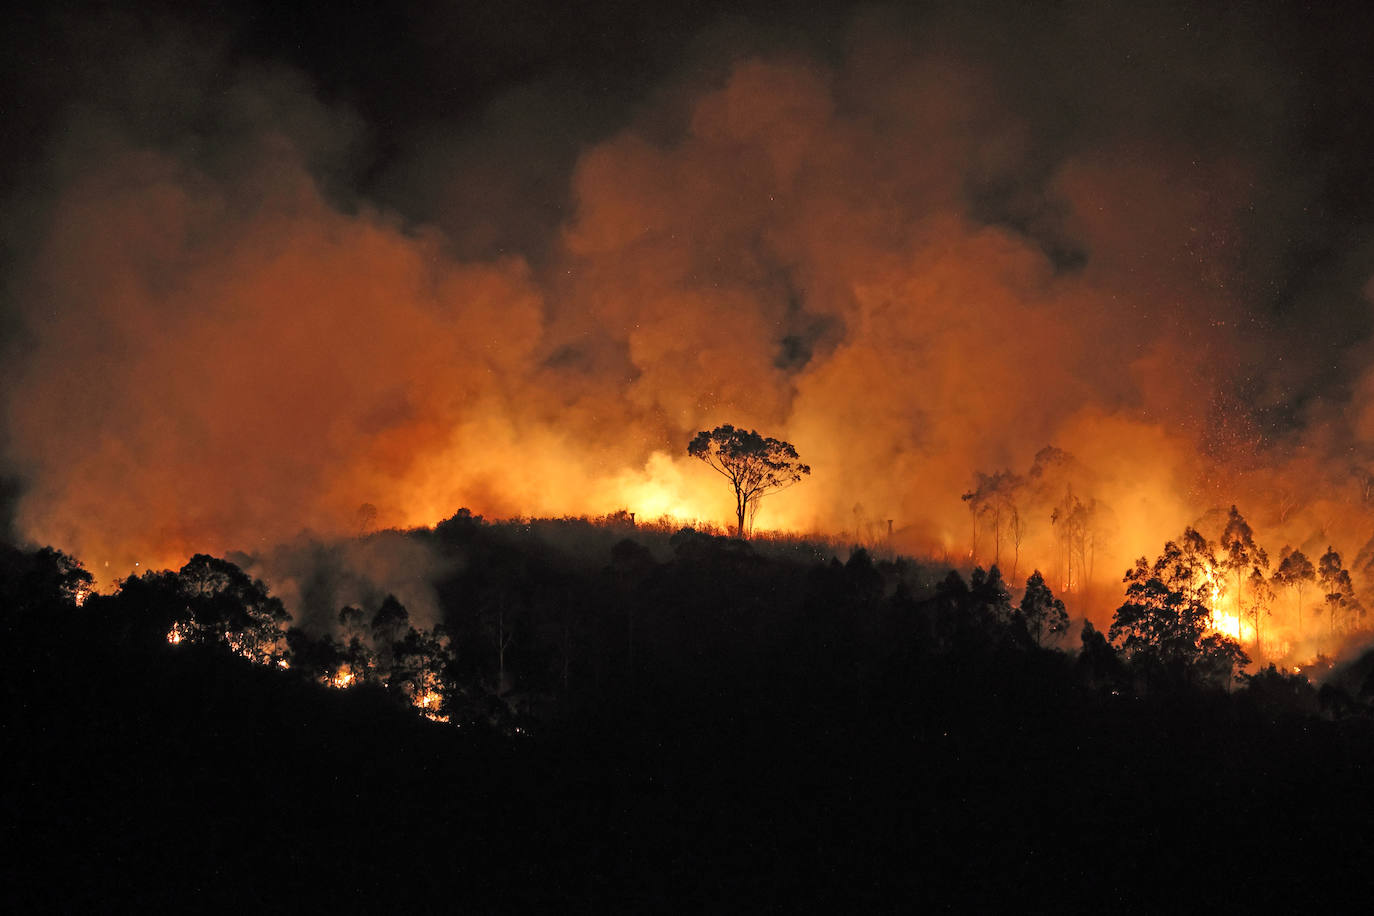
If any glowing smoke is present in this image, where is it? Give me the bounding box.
[2,4,1374,645]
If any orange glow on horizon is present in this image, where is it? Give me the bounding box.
[7,47,1374,668]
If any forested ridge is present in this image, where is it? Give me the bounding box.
[6,513,1374,909]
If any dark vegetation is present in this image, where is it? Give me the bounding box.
[6,513,1374,910]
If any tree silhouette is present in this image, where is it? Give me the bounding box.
[1273,548,1315,638]
[1109,528,1248,688]
[961,470,1021,569]
[482,589,520,696]
[1007,507,1025,585]
[1246,566,1274,654]
[391,626,451,715]
[970,565,1014,623]
[370,594,410,676]
[371,594,410,645]
[1050,488,1092,596]
[95,569,185,646]
[688,425,810,538]
[174,554,291,663]
[0,545,93,618]
[1076,619,1125,691]
[1318,547,1354,637]
[1019,570,1068,647]
[1219,505,1268,629]
[1062,496,1114,600]
[284,625,343,681]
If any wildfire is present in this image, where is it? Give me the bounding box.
[1197,560,1293,660]
[1206,610,1292,657]
[160,607,453,725]
[1197,564,1242,639]
[1263,634,1292,658]
[413,689,448,723]
[609,451,708,525]
[1207,610,1252,644]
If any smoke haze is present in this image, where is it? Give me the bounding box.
[3,1,1374,635]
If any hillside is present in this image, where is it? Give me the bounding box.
[5,520,1374,909]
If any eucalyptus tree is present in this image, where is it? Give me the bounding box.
[688,425,810,538]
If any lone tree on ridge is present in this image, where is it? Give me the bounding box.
[688,424,810,538]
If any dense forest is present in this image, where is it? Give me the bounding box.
[6,511,1374,909]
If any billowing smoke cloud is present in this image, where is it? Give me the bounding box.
[232,530,456,634]
[3,2,1374,648]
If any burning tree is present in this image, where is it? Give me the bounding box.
[1219,506,1268,631]
[688,425,810,538]
[1273,548,1315,638]
[1245,566,1275,654]
[1109,528,1249,688]
[390,625,452,720]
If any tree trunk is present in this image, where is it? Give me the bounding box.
[1088,535,1096,598]
[1235,570,1244,629]
[496,597,515,696]
[1065,539,1073,596]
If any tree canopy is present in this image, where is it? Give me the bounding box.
[1109,528,1249,687]
[1019,570,1068,647]
[1318,547,1358,635]
[1273,547,1316,636]
[688,424,810,538]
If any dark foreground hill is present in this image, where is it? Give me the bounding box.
[5,525,1374,910]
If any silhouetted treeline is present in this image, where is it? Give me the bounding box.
[5,519,1374,910]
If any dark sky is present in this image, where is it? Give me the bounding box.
[6,0,1371,312]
